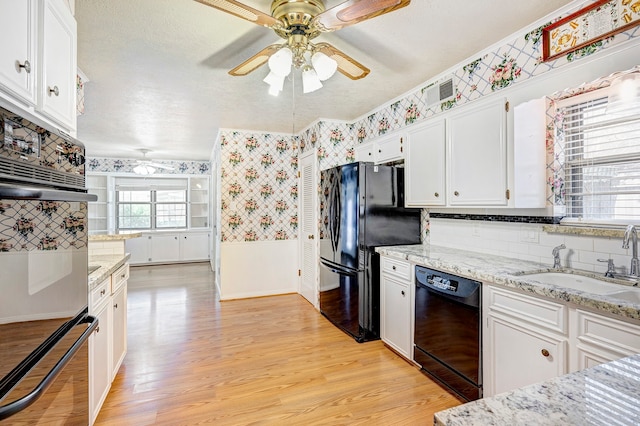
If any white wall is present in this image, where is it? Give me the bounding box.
[219,240,298,300]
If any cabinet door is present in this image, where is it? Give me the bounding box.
[180,232,210,261]
[355,142,374,162]
[125,235,151,264]
[39,0,76,130]
[150,234,180,262]
[89,302,112,425]
[0,0,37,105]
[447,98,508,206]
[487,315,566,396]
[405,119,446,206]
[111,283,127,380]
[381,274,412,359]
[375,133,404,164]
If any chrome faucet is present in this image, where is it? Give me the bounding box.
[622,225,639,277]
[552,244,566,270]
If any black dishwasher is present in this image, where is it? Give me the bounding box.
[414,265,482,401]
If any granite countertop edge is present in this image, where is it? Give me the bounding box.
[376,244,640,321]
[88,232,142,242]
[88,253,131,290]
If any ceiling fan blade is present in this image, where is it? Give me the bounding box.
[194,0,281,29]
[312,0,410,31]
[314,43,370,80]
[229,44,282,76]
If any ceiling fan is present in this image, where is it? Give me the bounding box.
[195,0,410,92]
[134,149,174,175]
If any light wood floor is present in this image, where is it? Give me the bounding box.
[95,263,462,425]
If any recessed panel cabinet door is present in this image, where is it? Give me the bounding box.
[405,119,446,206]
[39,0,76,130]
[0,0,37,105]
[487,315,567,396]
[447,98,508,206]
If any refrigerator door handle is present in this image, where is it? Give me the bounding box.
[320,259,357,276]
[0,311,98,420]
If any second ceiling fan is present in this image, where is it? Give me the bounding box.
[195,0,411,93]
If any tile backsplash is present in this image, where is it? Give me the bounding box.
[430,219,633,275]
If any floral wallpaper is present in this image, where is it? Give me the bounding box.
[219,131,299,242]
[218,0,640,243]
[0,200,87,252]
[86,157,210,175]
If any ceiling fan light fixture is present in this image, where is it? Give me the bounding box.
[268,47,293,77]
[311,51,337,81]
[133,164,156,175]
[264,71,285,96]
[302,66,323,93]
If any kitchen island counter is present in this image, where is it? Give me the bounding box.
[434,354,640,425]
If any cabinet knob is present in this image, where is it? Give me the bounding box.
[401,290,405,296]
[15,60,31,74]
[378,149,382,153]
[96,326,100,333]
[392,265,396,270]
[434,192,439,198]
[114,303,118,309]
[100,289,106,296]
[541,349,550,357]
[308,234,314,240]
[454,191,460,197]
[174,236,178,240]
[48,85,59,97]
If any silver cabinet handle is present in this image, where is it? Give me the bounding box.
[16,60,31,74]
[48,85,59,96]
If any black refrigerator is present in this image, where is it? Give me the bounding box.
[319,162,421,342]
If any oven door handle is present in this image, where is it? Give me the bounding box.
[0,183,97,202]
[0,313,98,420]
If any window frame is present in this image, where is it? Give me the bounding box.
[557,86,640,227]
[116,187,188,231]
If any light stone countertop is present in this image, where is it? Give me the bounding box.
[88,232,142,242]
[88,253,130,291]
[376,244,640,321]
[433,354,640,426]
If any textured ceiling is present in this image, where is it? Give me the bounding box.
[75,0,574,161]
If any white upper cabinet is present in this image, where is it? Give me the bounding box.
[0,0,38,106]
[447,98,508,206]
[405,98,508,207]
[355,131,405,164]
[0,0,76,132]
[405,119,446,206]
[38,0,77,131]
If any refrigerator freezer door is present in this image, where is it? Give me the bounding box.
[319,163,360,270]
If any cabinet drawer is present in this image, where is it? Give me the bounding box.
[381,257,411,280]
[90,277,110,312]
[112,263,129,293]
[575,309,640,355]
[486,285,567,335]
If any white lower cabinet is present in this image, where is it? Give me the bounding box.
[380,255,413,359]
[89,278,112,426]
[126,231,211,265]
[89,263,129,425]
[484,283,640,397]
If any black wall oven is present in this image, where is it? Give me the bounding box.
[414,265,482,401]
[0,106,97,423]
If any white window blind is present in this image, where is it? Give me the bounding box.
[558,88,640,225]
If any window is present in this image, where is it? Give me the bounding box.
[558,87,640,225]
[116,178,187,230]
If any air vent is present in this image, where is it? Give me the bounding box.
[426,76,455,107]
[0,157,85,190]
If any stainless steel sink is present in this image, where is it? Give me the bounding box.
[519,270,640,304]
